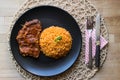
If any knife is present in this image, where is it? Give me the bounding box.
[95,13,101,68]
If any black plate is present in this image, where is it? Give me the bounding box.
[10,6,82,76]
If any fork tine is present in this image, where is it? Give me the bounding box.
[87,16,94,29]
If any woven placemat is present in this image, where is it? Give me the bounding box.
[8,0,109,80]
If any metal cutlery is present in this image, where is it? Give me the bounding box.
[95,13,101,68]
[86,16,94,69]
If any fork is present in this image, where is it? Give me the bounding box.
[86,16,94,69]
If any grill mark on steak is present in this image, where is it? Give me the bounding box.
[16,19,42,58]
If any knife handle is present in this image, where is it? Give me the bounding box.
[95,41,100,68]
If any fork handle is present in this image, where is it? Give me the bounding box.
[87,37,93,69]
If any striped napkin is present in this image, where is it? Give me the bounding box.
[85,28,108,64]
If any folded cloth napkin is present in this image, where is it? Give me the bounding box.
[85,28,108,64]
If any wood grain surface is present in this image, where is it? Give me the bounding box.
[0,0,120,80]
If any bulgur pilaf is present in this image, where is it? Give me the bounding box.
[39,26,72,59]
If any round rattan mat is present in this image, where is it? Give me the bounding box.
[8,0,109,80]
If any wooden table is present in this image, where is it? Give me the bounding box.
[0,0,120,80]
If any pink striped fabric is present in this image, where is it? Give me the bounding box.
[85,29,108,64]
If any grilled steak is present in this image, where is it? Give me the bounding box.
[16,19,42,58]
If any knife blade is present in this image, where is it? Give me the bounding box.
[95,13,101,68]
